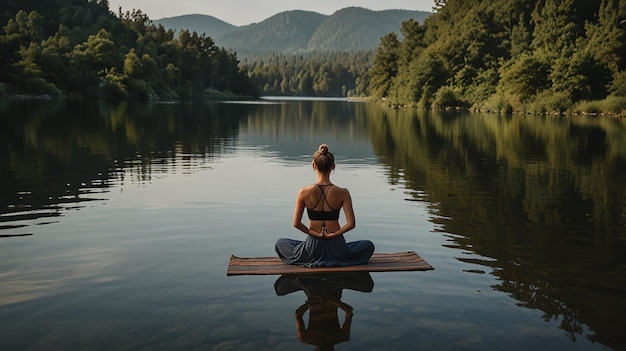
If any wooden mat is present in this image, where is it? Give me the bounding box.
[227,251,433,276]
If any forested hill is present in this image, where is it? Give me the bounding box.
[367,0,626,114]
[0,0,256,99]
[215,10,327,55]
[155,7,431,56]
[154,14,236,38]
[307,8,427,52]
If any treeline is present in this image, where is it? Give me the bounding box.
[3,0,625,112]
[368,0,626,114]
[0,0,255,99]
[242,51,373,97]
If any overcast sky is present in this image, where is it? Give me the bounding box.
[107,0,435,26]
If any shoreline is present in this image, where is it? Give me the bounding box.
[3,94,624,118]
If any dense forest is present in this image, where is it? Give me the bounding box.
[368,0,626,114]
[233,0,626,114]
[242,51,373,97]
[2,0,625,114]
[0,0,255,99]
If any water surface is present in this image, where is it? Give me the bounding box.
[1,98,625,350]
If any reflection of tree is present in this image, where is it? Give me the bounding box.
[275,273,374,350]
[0,100,244,232]
[0,98,374,233]
[239,99,372,160]
[366,108,626,350]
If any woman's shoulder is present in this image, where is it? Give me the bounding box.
[328,184,350,198]
[330,184,349,191]
[297,184,318,197]
[299,183,318,192]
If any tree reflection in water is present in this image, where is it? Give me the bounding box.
[3,99,625,349]
[274,273,374,350]
[365,107,626,349]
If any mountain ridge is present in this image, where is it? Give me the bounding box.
[155,13,237,38]
[217,10,327,54]
[154,7,431,55]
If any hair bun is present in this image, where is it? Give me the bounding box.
[319,144,329,155]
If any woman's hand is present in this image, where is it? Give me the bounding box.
[308,227,325,239]
[320,227,337,239]
[320,227,341,239]
[309,226,340,239]
[320,227,328,239]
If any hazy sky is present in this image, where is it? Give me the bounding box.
[107,0,435,26]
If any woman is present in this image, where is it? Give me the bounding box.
[275,144,375,267]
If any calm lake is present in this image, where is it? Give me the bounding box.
[1,98,625,351]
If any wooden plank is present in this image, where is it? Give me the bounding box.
[227,251,434,276]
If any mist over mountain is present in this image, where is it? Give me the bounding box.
[154,7,431,56]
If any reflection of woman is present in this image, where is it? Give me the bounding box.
[274,273,374,351]
[275,144,375,267]
[295,297,352,351]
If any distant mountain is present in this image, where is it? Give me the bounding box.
[218,10,327,54]
[308,7,427,51]
[154,14,236,37]
[154,7,431,55]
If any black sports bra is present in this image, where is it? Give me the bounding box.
[306,184,340,221]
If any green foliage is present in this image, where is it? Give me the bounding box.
[602,96,626,114]
[367,0,626,113]
[307,8,428,52]
[154,14,236,38]
[584,0,625,74]
[479,93,513,113]
[609,70,626,97]
[432,86,466,109]
[571,96,626,115]
[5,0,624,109]
[549,48,611,101]
[369,33,399,99]
[243,51,372,97]
[0,1,255,99]
[527,91,572,115]
[219,10,326,53]
[499,53,550,101]
[99,67,127,98]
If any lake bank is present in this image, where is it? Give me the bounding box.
[362,95,626,118]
